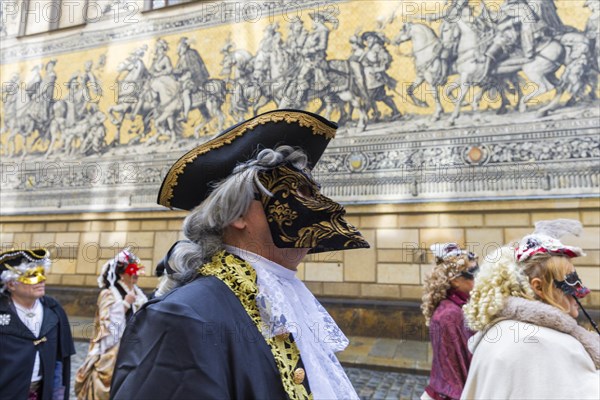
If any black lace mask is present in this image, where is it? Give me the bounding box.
[554,271,590,299]
[257,165,370,254]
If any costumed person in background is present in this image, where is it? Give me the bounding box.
[111,109,370,400]
[75,248,147,400]
[462,219,600,399]
[421,243,479,400]
[0,248,75,400]
[152,240,192,299]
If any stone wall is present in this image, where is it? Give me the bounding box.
[2,198,599,309]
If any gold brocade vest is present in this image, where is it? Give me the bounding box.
[199,251,312,400]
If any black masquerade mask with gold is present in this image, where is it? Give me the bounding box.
[257,164,369,254]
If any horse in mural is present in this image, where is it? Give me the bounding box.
[276,60,368,131]
[393,22,446,122]
[220,48,255,123]
[313,60,368,130]
[393,22,525,124]
[108,57,155,142]
[447,12,573,125]
[145,74,182,144]
[248,48,291,116]
[190,78,227,137]
[1,74,63,158]
[2,77,34,157]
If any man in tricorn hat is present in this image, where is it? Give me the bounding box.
[110,110,369,399]
[0,248,75,400]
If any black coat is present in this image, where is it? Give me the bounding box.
[0,294,75,400]
[110,275,295,400]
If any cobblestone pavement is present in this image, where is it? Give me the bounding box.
[70,341,428,400]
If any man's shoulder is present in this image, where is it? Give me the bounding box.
[40,295,62,309]
[144,276,241,317]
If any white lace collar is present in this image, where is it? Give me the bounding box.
[224,245,358,400]
[224,246,297,280]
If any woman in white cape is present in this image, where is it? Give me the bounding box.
[461,219,599,399]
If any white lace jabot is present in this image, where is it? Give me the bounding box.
[224,246,359,400]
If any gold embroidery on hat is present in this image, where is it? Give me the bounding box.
[158,111,336,208]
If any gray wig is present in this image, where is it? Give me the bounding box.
[154,145,309,296]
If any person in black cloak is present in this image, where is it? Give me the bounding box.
[110,109,370,400]
[0,248,75,400]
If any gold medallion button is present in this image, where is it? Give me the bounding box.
[293,368,305,385]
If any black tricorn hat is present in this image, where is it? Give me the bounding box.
[0,248,49,267]
[157,109,337,211]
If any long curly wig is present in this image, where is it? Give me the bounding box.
[463,246,535,331]
[421,252,477,326]
[464,246,575,331]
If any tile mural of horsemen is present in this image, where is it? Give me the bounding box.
[0,0,598,212]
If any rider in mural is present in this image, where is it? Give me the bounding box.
[285,18,308,68]
[119,46,147,106]
[420,0,469,79]
[25,64,42,102]
[132,40,171,120]
[348,33,365,62]
[30,59,57,123]
[258,22,288,79]
[149,38,173,77]
[174,37,210,123]
[359,31,402,121]
[64,73,87,129]
[1,73,20,134]
[81,60,102,104]
[584,0,600,91]
[294,11,337,106]
[479,0,565,80]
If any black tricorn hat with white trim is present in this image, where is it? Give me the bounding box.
[157,109,337,211]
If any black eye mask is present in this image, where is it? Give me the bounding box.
[458,264,479,280]
[554,271,590,299]
[257,165,369,254]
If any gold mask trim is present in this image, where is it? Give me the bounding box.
[16,266,47,285]
[259,165,369,252]
[158,111,336,208]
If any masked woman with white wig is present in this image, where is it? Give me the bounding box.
[461,219,600,399]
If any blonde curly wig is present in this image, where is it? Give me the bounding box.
[463,246,530,331]
[421,253,477,326]
[464,245,576,331]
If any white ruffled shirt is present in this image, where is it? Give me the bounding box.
[225,246,359,400]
